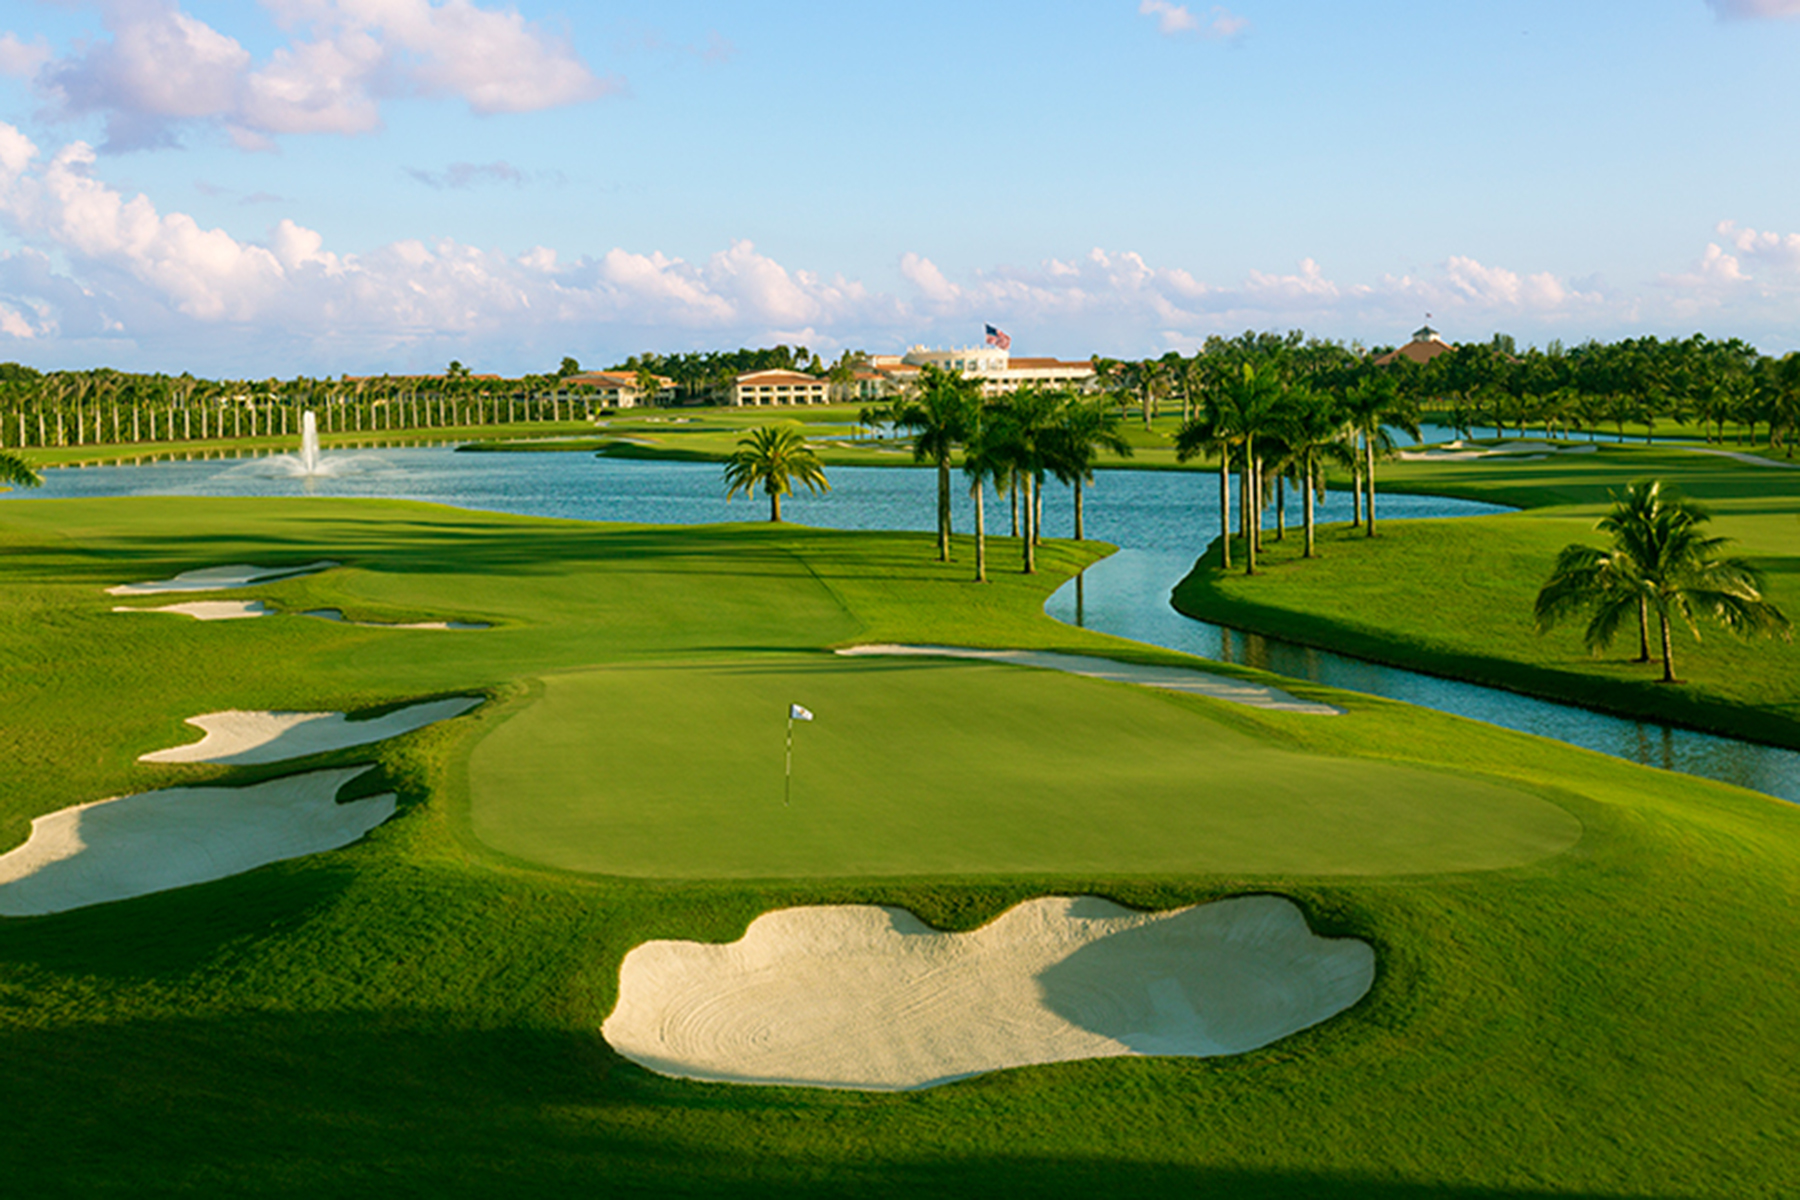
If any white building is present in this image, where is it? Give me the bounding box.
[730,369,832,406]
[561,371,675,408]
[897,345,1096,396]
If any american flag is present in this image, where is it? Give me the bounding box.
[984,324,1012,351]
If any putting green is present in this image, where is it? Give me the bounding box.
[467,655,1582,877]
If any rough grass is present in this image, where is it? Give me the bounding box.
[1,496,1798,1197]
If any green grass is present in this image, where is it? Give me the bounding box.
[1173,442,1800,748]
[468,658,1577,878]
[2,495,1800,1196]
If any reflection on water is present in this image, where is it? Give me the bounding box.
[1048,551,1800,804]
[13,444,1799,803]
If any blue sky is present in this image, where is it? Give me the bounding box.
[0,0,1795,376]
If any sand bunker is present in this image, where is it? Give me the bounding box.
[302,609,491,631]
[0,766,395,917]
[837,645,1341,715]
[1398,441,1597,463]
[141,697,482,765]
[113,600,272,621]
[604,894,1373,1091]
[1684,447,1800,470]
[107,561,339,596]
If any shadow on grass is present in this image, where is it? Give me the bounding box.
[0,1010,1704,1199]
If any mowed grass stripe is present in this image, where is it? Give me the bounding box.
[467,657,1581,877]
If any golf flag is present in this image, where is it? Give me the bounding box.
[785,704,814,806]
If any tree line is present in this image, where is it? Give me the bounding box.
[0,364,611,451]
[1099,331,1800,451]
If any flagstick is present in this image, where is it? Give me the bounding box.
[785,713,793,807]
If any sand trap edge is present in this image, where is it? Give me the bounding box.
[603,894,1375,1091]
[836,645,1342,716]
[141,696,483,765]
[0,765,396,917]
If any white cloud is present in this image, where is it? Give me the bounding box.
[29,0,617,150]
[1706,0,1800,17]
[0,125,1795,372]
[0,33,53,78]
[1139,1,1249,40]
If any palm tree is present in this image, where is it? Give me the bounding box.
[988,385,1063,574]
[1340,372,1419,537]
[1271,387,1351,559]
[1535,480,1789,683]
[1044,392,1133,540]
[961,403,1013,583]
[0,449,40,489]
[863,364,979,561]
[721,425,829,522]
[1179,363,1284,574]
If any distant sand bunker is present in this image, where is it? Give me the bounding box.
[302,609,491,631]
[142,697,482,765]
[107,561,339,596]
[0,766,394,917]
[604,895,1373,1091]
[113,600,272,621]
[837,645,1342,715]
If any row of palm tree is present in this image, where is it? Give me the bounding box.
[0,366,615,451]
[1534,481,1789,683]
[1100,331,1800,455]
[1171,354,1419,574]
[862,366,1133,580]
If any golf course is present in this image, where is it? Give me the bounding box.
[0,433,1793,1194]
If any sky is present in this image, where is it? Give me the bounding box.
[0,0,1795,377]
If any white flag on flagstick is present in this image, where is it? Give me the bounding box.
[790,704,814,721]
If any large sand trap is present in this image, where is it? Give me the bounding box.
[106,561,339,596]
[837,644,1341,715]
[141,696,482,765]
[604,895,1373,1091]
[0,766,395,917]
[302,608,491,631]
[113,600,273,621]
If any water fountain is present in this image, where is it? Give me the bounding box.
[253,410,387,480]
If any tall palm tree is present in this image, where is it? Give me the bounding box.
[961,403,1013,583]
[863,364,979,561]
[1044,392,1133,540]
[1180,363,1284,575]
[988,385,1063,574]
[1340,372,1419,537]
[1271,387,1352,559]
[0,449,40,489]
[721,425,830,522]
[1535,480,1789,683]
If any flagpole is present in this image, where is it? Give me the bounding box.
[785,713,793,807]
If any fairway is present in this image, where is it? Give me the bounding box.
[467,655,1581,877]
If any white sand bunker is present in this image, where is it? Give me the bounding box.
[604,894,1374,1091]
[0,766,395,917]
[302,609,491,631]
[1398,440,1597,463]
[107,561,339,596]
[113,600,273,621]
[141,696,482,765]
[838,644,1341,715]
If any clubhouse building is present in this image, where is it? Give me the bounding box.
[730,345,1097,407]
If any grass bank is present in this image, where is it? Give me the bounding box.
[1174,441,1800,748]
